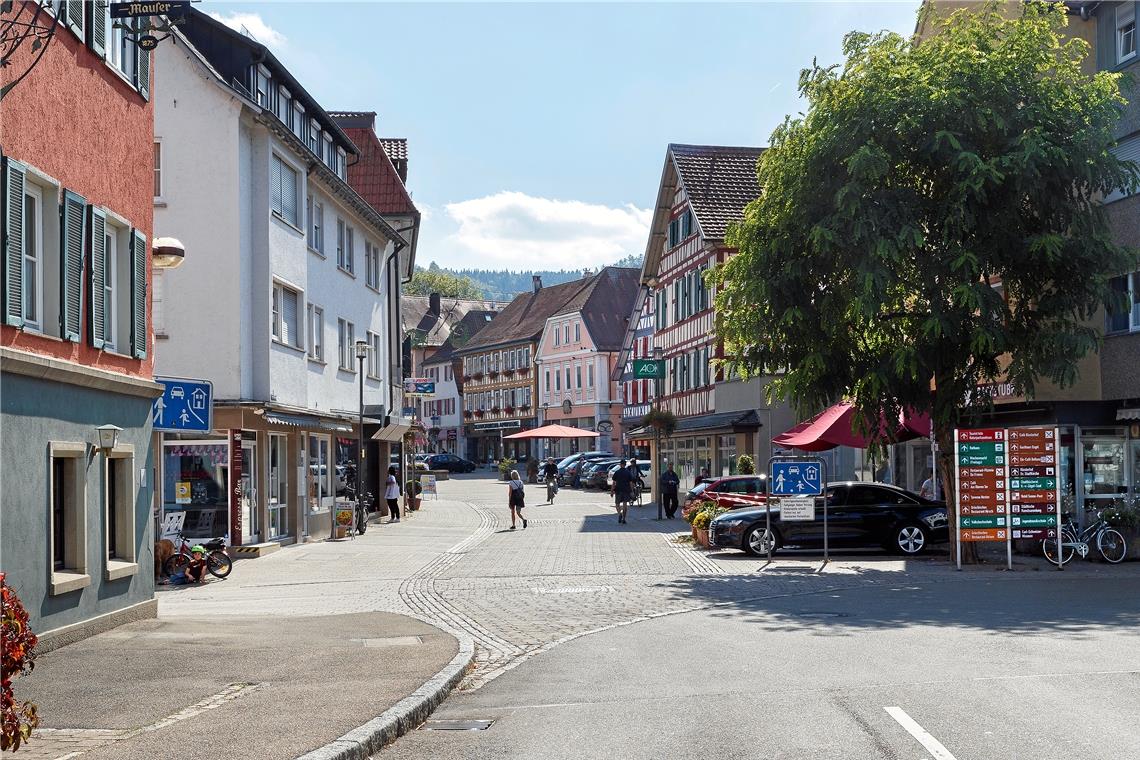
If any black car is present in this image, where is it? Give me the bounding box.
[583,459,622,488]
[426,453,477,473]
[708,482,948,556]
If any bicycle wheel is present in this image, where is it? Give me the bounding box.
[206,551,233,578]
[164,553,191,576]
[1042,530,1076,566]
[1098,528,1127,564]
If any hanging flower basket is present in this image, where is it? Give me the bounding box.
[518,367,530,376]
[503,369,515,377]
[472,372,484,380]
[491,406,501,413]
[519,403,531,411]
[463,374,472,382]
[474,410,485,418]
[489,370,500,379]
[464,410,473,419]
[504,406,515,414]
[642,408,678,437]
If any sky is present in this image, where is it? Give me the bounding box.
[204,1,922,271]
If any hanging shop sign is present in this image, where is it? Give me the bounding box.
[110,1,191,19]
[403,379,436,397]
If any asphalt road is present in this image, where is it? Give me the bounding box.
[383,574,1140,759]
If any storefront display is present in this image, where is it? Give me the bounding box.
[163,441,229,540]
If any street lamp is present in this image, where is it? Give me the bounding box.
[653,345,664,520]
[355,339,370,533]
[94,424,122,454]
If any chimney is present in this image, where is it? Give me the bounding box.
[429,292,441,317]
[532,275,542,293]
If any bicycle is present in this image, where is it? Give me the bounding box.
[342,484,374,535]
[163,532,233,578]
[545,476,558,503]
[1042,512,1128,566]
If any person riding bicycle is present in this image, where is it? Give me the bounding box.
[185,545,209,584]
[542,457,558,484]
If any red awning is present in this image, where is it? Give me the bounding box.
[773,401,930,452]
[503,424,600,440]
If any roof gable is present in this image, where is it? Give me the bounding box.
[670,144,764,242]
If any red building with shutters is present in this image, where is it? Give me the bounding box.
[0,0,162,644]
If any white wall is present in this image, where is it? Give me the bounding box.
[152,44,244,396]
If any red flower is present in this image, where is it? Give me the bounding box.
[1,575,40,751]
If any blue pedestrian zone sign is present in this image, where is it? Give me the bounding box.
[152,377,213,432]
[771,460,823,496]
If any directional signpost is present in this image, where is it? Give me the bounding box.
[954,428,1010,570]
[152,377,213,433]
[1008,426,1063,569]
[769,456,828,563]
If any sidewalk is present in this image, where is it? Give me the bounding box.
[16,611,464,760]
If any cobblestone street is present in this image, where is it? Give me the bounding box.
[159,473,1020,691]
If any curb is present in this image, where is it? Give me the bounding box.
[295,628,475,760]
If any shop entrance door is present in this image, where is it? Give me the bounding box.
[268,433,288,540]
[241,440,260,544]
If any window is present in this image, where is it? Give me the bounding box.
[563,323,570,344]
[545,371,551,393]
[368,331,381,377]
[308,197,324,253]
[668,217,679,248]
[50,442,88,594]
[1120,3,1137,63]
[338,318,355,370]
[553,326,560,346]
[277,86,292,127]
[308,304,324,361]
[104,449,137,575]
[565,366,571,390]
[575,364,582,389]
[153,140,162,199]
[270,154,299,226]
[587,363,594,388]
[323,134,334,170]
[365,240,380,289]
[293,102,306,142]
[21,182,44,331]
[102,222,119,351]
[308,119,320,155]
[555,369,561,391]
[336,219,355,274]
[1106,272,1140,333]
[574,322,581,342]
[272,282,301,348]
[253,65,271,107]
[336,147,348,180]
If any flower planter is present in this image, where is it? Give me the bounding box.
[694,528,710,548]
[504,407,515,415]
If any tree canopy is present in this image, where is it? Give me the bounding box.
[712,2,1136,447]
[406,269,484,299]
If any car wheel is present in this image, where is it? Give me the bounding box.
[894,523,928,555]
[743,525,780,556]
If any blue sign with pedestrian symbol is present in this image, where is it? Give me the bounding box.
[771,460,823,496]
[152,377,213,433]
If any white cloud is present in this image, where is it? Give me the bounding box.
[208,12,287,50]
[442,192,651,270]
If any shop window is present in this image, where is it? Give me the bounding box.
[50,442,88,594]
[308,435,333,511]
[163,441,230,540]
[1082,435,1127,498]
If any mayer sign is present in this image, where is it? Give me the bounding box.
[403,379,435,396]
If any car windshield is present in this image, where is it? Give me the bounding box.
[689,482,709,496]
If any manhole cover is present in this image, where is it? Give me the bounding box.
[423,719,494,731]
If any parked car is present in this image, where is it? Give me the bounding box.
[685,474,768,510]
[558,451,613,486]
[708,482,948,557]
[581,458,621,488]
[426,453,477,473]
[605,460,651,490]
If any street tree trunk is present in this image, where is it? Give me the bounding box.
[934,423,978,565]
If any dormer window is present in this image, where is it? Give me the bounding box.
[253,65,271,108]
[322,134,334,170]
[278,86,292,128]
[309,119,320,155]
[293,102,306,141]
[336,147,347,180]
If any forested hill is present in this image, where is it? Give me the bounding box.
[423,254,643,300]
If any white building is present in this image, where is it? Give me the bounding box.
[152,12,412,547]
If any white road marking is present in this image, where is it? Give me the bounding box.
[884,706,959,760]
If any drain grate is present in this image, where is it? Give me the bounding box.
[794,611,849,618]
[423,719,494,731]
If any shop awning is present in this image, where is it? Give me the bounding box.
[504,423,600,440]
[1117,408,1140,421]
[263,412,354,433]
[626,410,761,439]
[773,401,930,452]
[372,415,413,442]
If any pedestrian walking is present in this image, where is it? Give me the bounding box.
[612,458,634,524]
[660,462,681,518]
[919,471,934,500]
[507,469,527,530]
[385,466,401,523]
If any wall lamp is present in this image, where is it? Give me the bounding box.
[95,424,122,454]
[152,237,186,269]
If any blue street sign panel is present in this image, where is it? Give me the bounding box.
[152,377,213,432]
[771,461,823,496]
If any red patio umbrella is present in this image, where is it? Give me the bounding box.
[503,424,600,440]
[772,401,930,452]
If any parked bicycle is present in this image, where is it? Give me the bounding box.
[1042,511,1127,565]
[164,532,233,578]
[343,483,374,535]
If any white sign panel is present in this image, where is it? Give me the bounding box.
[780,496,816,522]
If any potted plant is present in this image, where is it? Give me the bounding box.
[687,500,724,547]
[497,457,517,481]
[1,573,39,752]
[404,479,423,511]
[738,454,756,475]
[503,368,515,377]
[518,367,530,376]
[472,371,484,380]
[491,406,501,413]
[474,410,485,418]
[504,406,515,415]
[1101,497,1140,559]
[489,370,500,379]
[464,410,474,419]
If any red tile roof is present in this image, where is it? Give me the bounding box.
[670,144,764,241]
[340,126,416,216]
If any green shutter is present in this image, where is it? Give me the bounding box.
[65,0,84,36]
[134,20,150,100]
[60,189,86,342]
[88,207,106,349]
[1,157,26,328]
[1098,4,1117,71]
[87,0,106,59]
[130,229,147,358]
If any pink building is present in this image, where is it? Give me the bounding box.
[535,267,640,458]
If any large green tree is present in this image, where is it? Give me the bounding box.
[712,2,1137,558]
[406,269,484,299]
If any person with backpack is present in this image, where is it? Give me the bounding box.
[507,469,527,530]
[385,466,401,523]
[611,459,634,524]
